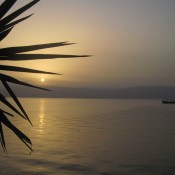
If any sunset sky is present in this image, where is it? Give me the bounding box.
[1,0,175,88]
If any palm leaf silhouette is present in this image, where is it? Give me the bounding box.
[0,65,60,75]
[0,0,89,152]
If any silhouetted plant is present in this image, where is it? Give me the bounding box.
[0,0,89,152]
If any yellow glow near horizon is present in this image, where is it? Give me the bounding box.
[2,1,175,88]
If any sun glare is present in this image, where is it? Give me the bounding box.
[41,78,45,82]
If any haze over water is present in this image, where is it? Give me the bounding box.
[1,1,175,174]
[1,98,175,175]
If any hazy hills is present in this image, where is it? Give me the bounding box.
[1,86,175,99]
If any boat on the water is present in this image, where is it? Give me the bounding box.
[162,100,175,104]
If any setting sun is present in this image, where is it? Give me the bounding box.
[41,78,45,82]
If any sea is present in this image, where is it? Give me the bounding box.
[0,98,175,175]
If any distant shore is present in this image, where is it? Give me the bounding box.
[2,86,175,99]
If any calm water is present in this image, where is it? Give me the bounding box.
[1,98,175,175]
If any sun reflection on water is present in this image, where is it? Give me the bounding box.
[38,99,46,133]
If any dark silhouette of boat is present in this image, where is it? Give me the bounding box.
[162,100,175,104]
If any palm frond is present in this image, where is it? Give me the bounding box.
[0,111,33,151]
[0,0,17,20]
[0,53,89,61]
[0,109,14,117]
[0,0,90,152]
[1,81,32,125]
[0,42,75,54]
[0,0,40,32]
[0,65,60,75]
[0,14,33,32]
[0,121,7,152]
[0,74,50,91]
[0,93,26,119]
[0,27,13,41]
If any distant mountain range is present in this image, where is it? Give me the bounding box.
[2,86,175,99]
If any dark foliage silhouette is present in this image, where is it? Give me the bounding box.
[0,0,89,152]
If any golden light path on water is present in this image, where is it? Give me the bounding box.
[39,99,45,134]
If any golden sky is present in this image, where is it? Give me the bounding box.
[1,0,175,88]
